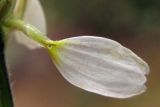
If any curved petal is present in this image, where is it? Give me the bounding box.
[9,0,46,49]
[5,0,46,77]
[13,0,46,49]
[48,36,150,98]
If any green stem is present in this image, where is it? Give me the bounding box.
[0,1,16,106]
[0,28,14,107]
[4,17,49,47]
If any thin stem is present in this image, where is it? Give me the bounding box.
[4,17,49,47]
[0,28,14,107]
[0,1,16,106]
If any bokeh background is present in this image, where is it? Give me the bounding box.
[12,0,160,107]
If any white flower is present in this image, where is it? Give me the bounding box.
[47,36,149,98]
[13,0,46,49]
[3,0,150,99]
[5,0,46,75]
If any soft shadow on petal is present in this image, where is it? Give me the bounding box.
[49,36,150,98]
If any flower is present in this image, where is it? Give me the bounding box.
[47,36,150,98]
[13,0,46,49]
[5,0,46,73]
[3,0,150,99]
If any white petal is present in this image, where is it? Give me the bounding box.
[13,0,46,49]
[50,36,150,98]
[5,0,46,77]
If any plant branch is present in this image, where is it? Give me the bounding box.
[0,28,14,107]
[4,17,49,47]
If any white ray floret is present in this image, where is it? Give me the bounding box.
[48,36,150,98]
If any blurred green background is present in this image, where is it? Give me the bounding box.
[12,0,160,107]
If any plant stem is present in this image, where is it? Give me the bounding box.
[4,17,49,47]
[0,28,14,107]
[0,0,17,107]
